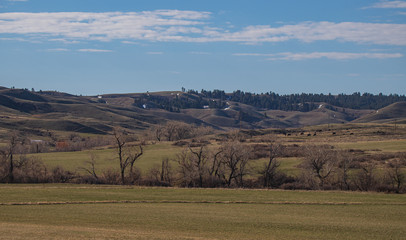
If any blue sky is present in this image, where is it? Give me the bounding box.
[0,0,405,95]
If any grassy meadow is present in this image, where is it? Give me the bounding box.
[0,184,405,240]
[27,123,406,178]
[1,119,406,239]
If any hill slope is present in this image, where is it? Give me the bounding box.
[354,102,406,123]
[0,87,404,137]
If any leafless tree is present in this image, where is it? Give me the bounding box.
[79,153,99,182]
[386,157,406,193]
[113,129,127,184]
[176,122,193,140]
[220,141,252,187]
[303,145,336,188]
[153,124,165,141]
[354,162,377,191]
[208,149,224,180]
[259,143,284,188]
[147,158,173,186]
[127,145,143,184]
[176,149,196,186]
[160,158,173,184]
[113,129,143,185]
[188,145,209,187]
[16,156,49,183]
[336,150,354,190]
[0,134,18,183]
[164,122,178,141]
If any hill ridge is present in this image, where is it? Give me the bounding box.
[0,87,405,135]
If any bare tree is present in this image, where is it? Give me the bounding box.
[161,158,173,184]
[153,124,165,141]
[148,158,173,186]
[0,134,18,183]
[79,153,99,182]
[127,145,143,184]
[164,122,178,141]
[113,129,127,184]
[113,129,143,185]
[259,143,284,188]
[354,162,377,191]
[220,142,251,187]
[176,149,196,187]
[208,149,223,180]
[303,145,336,189]
[188,145,209,187]
[386,157,406,193]
[176,122,193,140]
[336,150,354,190]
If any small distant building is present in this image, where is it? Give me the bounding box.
[203,105,209,109]
[143,104,147,109]
[98,95,102,99]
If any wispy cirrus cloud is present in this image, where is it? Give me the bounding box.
[234,52,403,61]
[0,36,40,43]
[189,51,211,55]
[0,11,406,45]
[146,51,163,55]
[366,1,406,8]
[77,49,113,52]
[49,38,79,44]
[46,48,69,52]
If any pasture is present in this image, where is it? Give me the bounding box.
[0,184,405,239]
[28,128,406,178]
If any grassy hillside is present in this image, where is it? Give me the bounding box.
[354,102,406,123]
[1,87,405,142]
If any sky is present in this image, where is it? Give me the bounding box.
[0,0,405,95]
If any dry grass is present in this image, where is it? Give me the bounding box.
[0,185,405,240]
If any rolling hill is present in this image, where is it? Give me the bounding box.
[354,101,406,124]
[0,87,404,138]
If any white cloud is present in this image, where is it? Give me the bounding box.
[189,51,211,55]
[7,0,29,2]
[122,41,138,44]
[219,22,406,45]
[0,36,41,43]
[146,52,163,55]
[367,1,406,8]
[49,38,79,44]
[234,52,403,61]
[77,49,113,52]
[46,48,69,52]
[0,11,406,45]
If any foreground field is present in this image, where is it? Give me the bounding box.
[0,185,405,239]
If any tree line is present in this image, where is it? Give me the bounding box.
[1,132,405,193]
[133,89,406,112]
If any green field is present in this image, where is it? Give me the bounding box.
[0,184,405,239]
[30,142,183,174]
[29,137,406,179]
[335,139,406,152]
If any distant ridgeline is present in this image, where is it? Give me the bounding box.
[133,89,406,112]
